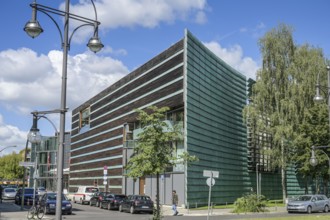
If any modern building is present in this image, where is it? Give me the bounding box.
[30,133,71,191]
[70,30,301,206]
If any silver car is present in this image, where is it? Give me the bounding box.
[287,194,330,213]
[2,188,17,200]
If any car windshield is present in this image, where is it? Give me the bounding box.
[47,194,69,201]
[5,188,16,192]
[85,187,99,193]
[137,196,151,201]
[24,189,34,194]
[115,195,126,199]
[296,196,312,201]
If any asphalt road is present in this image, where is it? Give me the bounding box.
[1,199,330,220]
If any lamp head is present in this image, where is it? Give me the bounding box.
[24,20,43,38]
[27,114,42,144]
[310,146,318,166]
[313,93,324,103]
[87,37,104,53]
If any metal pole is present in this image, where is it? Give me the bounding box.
[327,65,330,137]
[256,163,259,198]
[55,0,69,219]
[207,172,213,220]
[21,140,29,210]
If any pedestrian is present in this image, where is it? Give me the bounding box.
[172,190,178,216]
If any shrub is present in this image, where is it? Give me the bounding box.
[233,193,267,213]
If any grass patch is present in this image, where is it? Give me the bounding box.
[190,200,285,210]
[236,216,329,220]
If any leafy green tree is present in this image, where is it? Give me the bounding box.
[0,150,25,180]
[125,106,197,219]
[243,23,327,201]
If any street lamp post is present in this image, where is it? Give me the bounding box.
[314,65,330,131]
[24,1,103,219]
[310,145,330,195]
[0,145,17,154]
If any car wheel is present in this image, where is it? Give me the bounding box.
[307,206,312,214]
[119,205,123,212]
[130,206,135,214]
[324,205,329,213]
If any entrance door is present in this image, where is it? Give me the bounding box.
[139,177,145,195]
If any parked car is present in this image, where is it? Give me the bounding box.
[90,192,111,207]
[287,194,330,213]
[14,188,38,205]
[100,194,126,210]
[2,187,16,200]
[73,186,99,205]
[119,195,154,214]
[37,187,46,195]
[39,192,72,215]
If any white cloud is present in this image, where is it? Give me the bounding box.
[0,47,129,154]
[0,114,27,155]
[63,0,208,42]
[0,48,129,115]
[203,41,259,80]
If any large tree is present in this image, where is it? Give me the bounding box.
[125,106,197,219]
[243,24,327,201]
[0,150,25,180]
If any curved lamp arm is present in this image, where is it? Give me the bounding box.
[0,145,17,153]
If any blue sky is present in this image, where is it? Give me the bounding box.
[0,0,329,155]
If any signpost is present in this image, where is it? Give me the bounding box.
[19,161,35,167]
[203,170,219,220]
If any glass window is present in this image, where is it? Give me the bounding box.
[80,107,90,128]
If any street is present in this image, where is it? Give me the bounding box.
[1,199,330,220]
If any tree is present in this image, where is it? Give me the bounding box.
[125,106,197,219]
[0,150,25,180]
[243,23,327,202]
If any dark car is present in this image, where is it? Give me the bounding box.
[90,192,111,207]
[100,194,126,210]
[119,195,154,214]
[14,188,38,205]
[39,192,72,215]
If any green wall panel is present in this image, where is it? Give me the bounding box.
[185,31,248,204]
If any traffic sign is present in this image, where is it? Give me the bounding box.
[103,166,108,175]
[19,162,35,167]
[206,178,215,186]
[203,170,219,178]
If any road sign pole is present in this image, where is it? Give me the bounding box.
[207,172,213,220]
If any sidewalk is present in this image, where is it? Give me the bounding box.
[161,205,286,216]
[0,202,55,220]
[0,202,27,220]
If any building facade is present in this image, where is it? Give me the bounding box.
[70,30,300,206]
[30,133,71,191]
